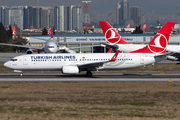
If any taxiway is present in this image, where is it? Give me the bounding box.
[0,73,179,82]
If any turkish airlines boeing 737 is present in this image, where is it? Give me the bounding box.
[4,22,175,77]
[100,21,180,61]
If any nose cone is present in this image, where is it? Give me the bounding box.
[50,46,58,53]
[4,61,10,68]
[45,42,58,53]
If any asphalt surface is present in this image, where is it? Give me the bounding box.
[0,73,180,82]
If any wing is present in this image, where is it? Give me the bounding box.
[78,50,120,70]
[165,51,180,61]
[58,45,102,53]
[78,61,106,70]
[35,37,70,42]
[100,43,119,49]
[0,43,43,50]
[68,45,100,49]
[34,37,50,41]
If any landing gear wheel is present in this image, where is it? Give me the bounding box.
[19,73,23,77]
[86,71,92,77]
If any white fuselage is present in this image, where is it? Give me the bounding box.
[4,53,165,72]
[117,44,180,61]
[117,44,180,53]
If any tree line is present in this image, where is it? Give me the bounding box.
[0,23,26,52]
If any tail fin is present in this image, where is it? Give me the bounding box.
[130,22,175,54]
[50,19,54,40]
[48,28,52,35]
[126,24,131,29]
[99,21,131,44]
[51,28,53,40]
[141,23,147,30]
[12,28,17,37]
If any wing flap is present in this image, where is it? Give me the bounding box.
[0,43,42,50]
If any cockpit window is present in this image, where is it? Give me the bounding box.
[10,59,17,61]
[47,46,54,48]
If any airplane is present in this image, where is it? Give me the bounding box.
[117,23,133,33]
[117,23,146,33]
[0,27,94,54]
[100,21,180,61]
[123,23,132,32]
[4,22,175,77]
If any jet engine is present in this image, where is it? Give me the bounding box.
[26,49,33,54]
[62,66,79,74]
[166,56,178,61]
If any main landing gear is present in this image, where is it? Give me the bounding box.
[86,71,92,77]
[19,73,23,77]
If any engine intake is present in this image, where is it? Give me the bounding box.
[26,49,33,54]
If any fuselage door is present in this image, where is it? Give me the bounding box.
[23,56,28,65]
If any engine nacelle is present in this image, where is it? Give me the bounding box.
[26,49,33,54]
[166,56,178,61]
[62,66,79,74]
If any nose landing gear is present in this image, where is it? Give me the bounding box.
[86,71,92,77]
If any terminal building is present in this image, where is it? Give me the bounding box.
[28,34,180,53]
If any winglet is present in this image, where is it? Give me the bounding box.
[107,48,113,53]
[109,50,120,62]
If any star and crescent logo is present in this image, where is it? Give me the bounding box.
[105,28,121,44]
[148,33,167,54]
